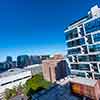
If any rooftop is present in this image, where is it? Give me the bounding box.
[69,16,88,26]
[0,68,27,78]
[70,77,97,87]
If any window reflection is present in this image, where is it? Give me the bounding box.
[65,28,78,40]
[89,44,100,52]
[93,33,100,42]
[85,18,100,33]
[67,38,85,47]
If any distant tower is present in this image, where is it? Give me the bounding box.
[17,55,30,68]
[6,56,13,69]
[6,56,12,63]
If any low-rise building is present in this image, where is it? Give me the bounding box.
[42,54,70,83]
[70,77,100,100]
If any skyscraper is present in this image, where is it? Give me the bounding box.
[6,56,13,69]
[6,56,12,63]
[17,55,30,68]
[64,5,100,79]
[29,55,41,65]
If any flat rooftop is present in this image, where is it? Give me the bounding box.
[70,77,97,87]
[56,76,97,87]
[0,64,41,78]
[0,68,28,78]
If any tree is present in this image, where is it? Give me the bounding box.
[4,87,16,100]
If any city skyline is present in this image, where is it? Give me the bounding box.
[0,0,99,61]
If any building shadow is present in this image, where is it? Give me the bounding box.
[55,60,70,80]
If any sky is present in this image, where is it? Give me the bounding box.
[0,0,99,61]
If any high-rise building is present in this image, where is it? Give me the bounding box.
[6,56,13,69]
[6,56,12,63]
[29,55,41,65]
[0,63,6,72]
[12,61,17,68]
[64,5,100,79]
[41,55,50,60]
[17,55,30,68]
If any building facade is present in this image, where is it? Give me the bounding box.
[42,54,70,83]
[17,55,30,68]
[64,5,100,79]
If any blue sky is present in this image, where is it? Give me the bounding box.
[0,0,99,61]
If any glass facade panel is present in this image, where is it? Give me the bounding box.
[71,64,78,70]
[78,55,89,62]
[67,38,85,47]
[72,71,85,77]
[67,56,73,62]
[78,54,100,62]
[65,28,78,41]
[71,64,90,71]
[89,55,97,61]
[79,27,84,36]
[94,74,100,79]
[68,48,81,55]
[96,54,100,61]
[89,44,100,52]
[85,18,100,34]
[82,46,88,54]
[93,33,100,42]
[86,35,92,44]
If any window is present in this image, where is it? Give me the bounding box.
[79,38,85,45]
[94,74,100,79]
[71,64,78,70]
[79,27,84,36]
[85,18,100,34]
[71,64,90,71]
[89,44,100,52]
[96,54,100,61]
[65,28,78,41]
[67,38,85,48]
[86,35,92,44]
[68,48,81,55]
[93,33,100,42]
[71,71,85,77]
[82,46,88,54]
[89,55,97,61]
[67,56,73,62]
[79,64,90,70]
[78,54,100,62]
[78,55,89,62]
[77,72,86,77]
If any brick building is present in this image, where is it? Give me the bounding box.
[42,54,70,83]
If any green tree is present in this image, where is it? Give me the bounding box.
[4,87,17,100]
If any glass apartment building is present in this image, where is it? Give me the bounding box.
[64,5,100,79]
